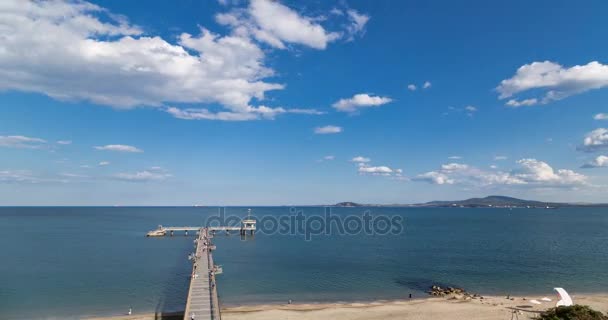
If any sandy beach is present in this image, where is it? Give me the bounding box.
[87,293,608,320]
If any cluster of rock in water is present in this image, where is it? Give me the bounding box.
[428,285,483,300]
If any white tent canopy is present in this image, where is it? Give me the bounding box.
[554,287,573,307]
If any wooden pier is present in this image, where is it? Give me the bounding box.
[183,228,220,320]
[147,216,256,320]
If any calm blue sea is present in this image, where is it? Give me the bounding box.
[1,206,608,319]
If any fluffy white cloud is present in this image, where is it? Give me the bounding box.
[0,0,360,121]
[579,128,608,152]
[351,157,403,179]
[423,81,432,89]
[464,105,477,112]
[415,159,587,188]
[448,156,462,160]
[505,98,538,107]
[216,0,345,50]
[314,125,342,134]
[407,84,417,91]
[594,113,608,120]
[415,171,454,185]
[332,93,392,112]
[351,156,371,163]
[497,61,608,106]
[98,161,110,166]
[94,144,143,153]
[358,164,403,178]
[0,135,46,149]
[441,163,469,172]
[358,166,393,174]
[582,155,608,168]
[513,159,587,186]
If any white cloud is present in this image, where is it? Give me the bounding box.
[314,125,342,134]
[345,9,370,40]
[0,135,46,149]
[332,93,392,113]
[0,0,367,121]
[56,140,72,145]
[60,173,88,178]
[0,170,40,183]
[0,170,66,184]
[581,155,608,168]
[357,163,403,178]
[579,128,608,152]
[351,157,403,179]
[414,171,454,185]
[358,165,393,174]
[594,113,608,120]
[513,159,587,186]
[497,61,608,106]
[407,84,417,91]
[112,170,172,182]
[494,155,508,161]
[99,161,110,166]
[423,81,432,89]
[166,105,323,121]
[0,0,305,120]
[216,0,344,50]
[464,105,477,112]
[94,144,143,153]
[351,156,371,163]
[448,156,462,160]
[505,98,539,107]
[441,163,469,172]
[415,159,587,188]
[323,155,335,160]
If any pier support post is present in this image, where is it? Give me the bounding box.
[170,230,174,236]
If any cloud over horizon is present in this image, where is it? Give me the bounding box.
[497,61,608,106]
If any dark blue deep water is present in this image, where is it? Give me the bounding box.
[1,207,608,319]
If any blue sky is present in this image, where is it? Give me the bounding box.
[1,0,608,205]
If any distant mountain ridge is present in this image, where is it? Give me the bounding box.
[332,196,608,208]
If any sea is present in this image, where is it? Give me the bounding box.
[1,206,607,319]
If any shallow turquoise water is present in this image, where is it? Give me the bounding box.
[1,206,608,319]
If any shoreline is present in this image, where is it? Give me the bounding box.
[86,293,608,320]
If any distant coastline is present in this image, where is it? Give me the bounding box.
[331,195,608,208]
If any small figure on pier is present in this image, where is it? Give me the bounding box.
[190,312,196,320]
[128,306,132,315]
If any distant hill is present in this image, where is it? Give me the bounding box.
[332,196,608,208]
[333,202,364,207]
[417,195,560,208]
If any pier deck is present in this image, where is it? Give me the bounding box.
[147,216,256,320]
[183,228,220,320]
